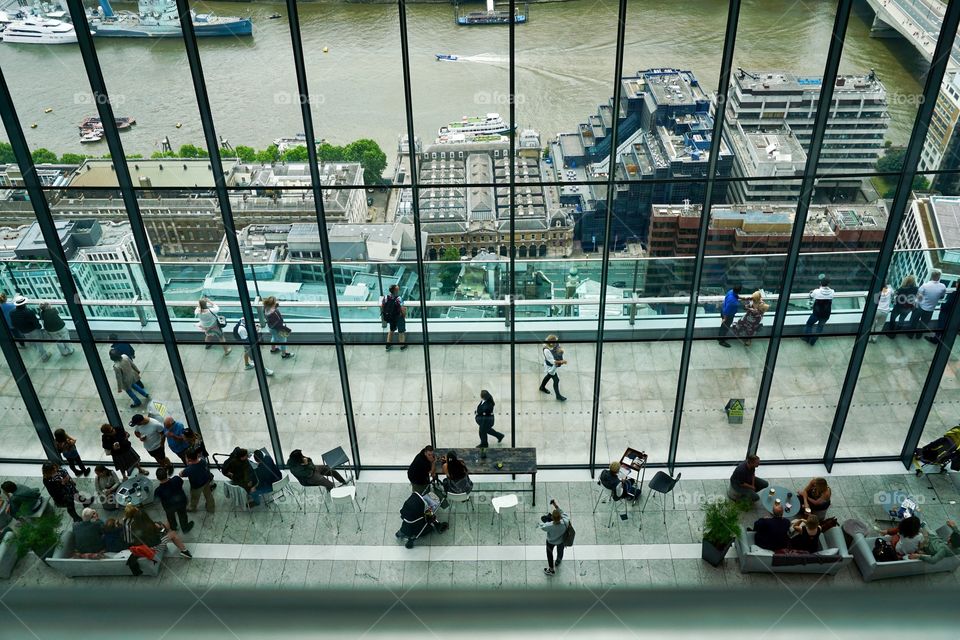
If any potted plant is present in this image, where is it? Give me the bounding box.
[701,498,748,567]
[12,511,63,562]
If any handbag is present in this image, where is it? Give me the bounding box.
[873,537,897,562]
[216,314,227,329]
[562,521,576,547]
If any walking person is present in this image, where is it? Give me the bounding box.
[101,423,147,479]
[53,428,89,476]
[911,270,947,340]
[154,467,194,533]
[11,295,50,362]
[38,302,74,357]
[263,296,294,359]
[803,276,835,346]
[0,293,26,347]
[730,290,769,347]
[381,284,407,351]
[870,282,893,343]
[476,389,504,447]
[539,499,570,576]
[886,274,918,338]
[131,413,166,466]
[180,449,216,514]
[42,462,91,523]
[195,297,231,355]
[108,333,136,360]
[110,348,149,408]
[233,317,273,376]
[539,335,567,401]
[718,284,743,348]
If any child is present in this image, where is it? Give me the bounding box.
[53,428,89,476]
[102,518,126,553]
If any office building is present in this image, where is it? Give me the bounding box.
[724,122,807,203]
[892,194,960,289]
[920,72,960,196]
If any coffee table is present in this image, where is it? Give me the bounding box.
[758,485,801,519]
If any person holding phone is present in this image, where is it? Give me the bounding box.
[539,499,570,576]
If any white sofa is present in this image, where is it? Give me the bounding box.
[0,531,18,579]
[850,525,960,581]
[45,529,165,578]
[735,525,853,575]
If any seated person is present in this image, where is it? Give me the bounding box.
[908,519,960,564]
[441,451,473,495]
[879,515,923,558]
[396,490,448,549]
[286,449,348,491]
[222,447,261,506]
[122,504,192,559]
[72,507,106,558]
[729,455,769,502]
[599,461,626,501]
[753,503,791,551]
[789,514,822,553]
[0,480,43,519]
[101,518,126,553]
[797,477,831,518]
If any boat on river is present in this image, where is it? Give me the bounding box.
[90,0,253,38]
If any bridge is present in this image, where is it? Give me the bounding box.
[865,0,959,69]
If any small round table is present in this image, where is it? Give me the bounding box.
[758,485,801,519]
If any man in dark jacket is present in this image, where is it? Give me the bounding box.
[154,467,194,533]
[109,333,136,360]
[1,481,42,519]
[753,503,791,551]
[718,285,743,348]
[287,449,348,491]
[407,446,436,494]
[38,302,74,357]
[73,508,106,555]
[10,296,50,362]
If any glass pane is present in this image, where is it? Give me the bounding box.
[0,356,47,459]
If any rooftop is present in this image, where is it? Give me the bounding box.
[641,68,708,107]
[733,69,886,96]
[653,202,889,237]
[68,158,234,188]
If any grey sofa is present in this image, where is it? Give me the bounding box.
[0,531,19,579]
[850,524,960,581]
[46,530,165,578]
[736,525,853,575]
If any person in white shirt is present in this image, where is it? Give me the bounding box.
[803,276,835,346]
[910,270,947,339]
[195,297,232,355]
[869,283,893,343]
[538,335,567,402]
[233,317,273,376]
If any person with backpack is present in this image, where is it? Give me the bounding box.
[234,317,273,376]
[381,284,407,352]
[539,499,570,576]
[195,297,231,355]
[263,296,294,359]
[803,275,835,346]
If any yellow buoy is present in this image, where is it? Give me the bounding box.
[175,122,182,128]
[323,46,328,53]
[30,123,37,128]
[44,107,53,113]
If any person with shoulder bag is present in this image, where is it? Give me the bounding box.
[195,297,231,355]
[539,499,571,576]
[263,296,294,359]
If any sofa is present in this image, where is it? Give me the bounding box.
[850,525,960,581]
[45,530,165,578]
[0,531,18,579]
[736,525,853,575]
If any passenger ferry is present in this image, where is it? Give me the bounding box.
[90,0,252,38]
[438,113,512,138]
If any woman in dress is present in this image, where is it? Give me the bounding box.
[100,423,146,480]
[195,297,231,355]
[731,290,770,347]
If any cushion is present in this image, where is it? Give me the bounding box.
[749,545,775,556]
[816,548,839,557]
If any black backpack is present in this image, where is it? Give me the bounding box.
[873,537,898,563]
[382,295,401,322]
[232,318,245,341]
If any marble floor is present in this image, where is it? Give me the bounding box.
[3,467,959,590]
[0,335,956,467]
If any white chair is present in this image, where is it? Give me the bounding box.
[330,485,361,534]
[221,482,250,518]
[291,481,331,514]
[259,474,293,522]
[490,494,519,544]
[446,490,475,513]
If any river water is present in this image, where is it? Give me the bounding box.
[0,0,931,165]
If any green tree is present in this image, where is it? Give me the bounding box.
[233,145,257,162]
[344,139,386,185]
[437,247,462,294]
[59,153,91,165]
[281,145,310,162]
[254,144,280,164]
[876,146,906,174]
[31,148,57,164]
[151,151,177,159]
[882,175,930,199]
[177,144,208,158]
[0,142,15,164]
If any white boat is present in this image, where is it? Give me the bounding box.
[2,17,77,44]
[438,113,512,137]
[80,131,103,143]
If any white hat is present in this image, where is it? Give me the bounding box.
[13,295,26,306]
